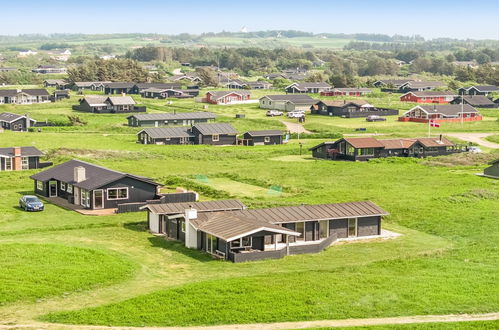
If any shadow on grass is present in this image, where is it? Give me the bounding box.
[147,236,214,263]
[123,221,148,232]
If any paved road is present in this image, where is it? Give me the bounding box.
[2,312,499,329]
[280,120,312,134]
[446,133,499,149]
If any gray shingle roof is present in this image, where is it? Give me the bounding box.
[467,85,499,92]
[107,96,136,106]
[141,199,246,215]
[244,130,283,137]
[128,112,216,121]
[207,91,251,99]
[0,112,36,123]
[140,127,194,139]
[0,89,49,97]
[193,123,237,135]
[455,95,496,106]
[261,94,315,101]
[416,104,479,116]
[0,146,43,157]
[30,159,159,190]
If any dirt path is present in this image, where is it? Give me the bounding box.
[2,312,498,329]
[446,133,499,149]
[280,120,312,134]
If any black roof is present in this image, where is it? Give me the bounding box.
[192,123,238,135]
[0,112,36,123]
[134,83,181,89]
[260,94,315,101]
[0,146,43,157]
[105,82,135,88]
[453,95,496,106]
[244,130,283,137]
[139,127,194,139]
[30,159,160,190]
[0,89,49,97]
[128,112,216,121]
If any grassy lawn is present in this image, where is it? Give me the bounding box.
[0,243,135,305]
[0,86,497,327]
[308,320,499,329]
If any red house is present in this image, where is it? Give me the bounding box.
[399,104,482,123]
[204,91,251,105]
[320,88,372,97]
[400,91,457,104]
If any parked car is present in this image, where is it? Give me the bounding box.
[366,115,386,122]
[266,110,283,117]
[287,111,305,118]
[19,195,44,212]
[467,146,482,153]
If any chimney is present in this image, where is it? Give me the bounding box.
[184,207,198,249]
[25,114,31,129]
[13,147,22,170]
[74,166,86,183]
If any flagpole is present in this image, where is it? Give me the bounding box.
[428,115,431,138]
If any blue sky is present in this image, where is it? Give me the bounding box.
[2,0,498,39]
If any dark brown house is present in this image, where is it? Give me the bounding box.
[137,123,238,146]
[74,96,146,113]
[0,112,36,131]
[241,130,283,146]
[310,136,461,161]
[483,159,499,179]
[30,159,161,210]
[127,112,216,127]
[450,95,498,108]
[143,200,389,262]
[190,123,238,145]
[0,147,43,171]
[140,88,199,99]
[311,100,399,118]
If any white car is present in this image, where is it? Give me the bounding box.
[467,146,482,153]
[266,110,283,117]
[287,111,305,118]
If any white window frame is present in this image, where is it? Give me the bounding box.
[181,221,186,233]
[212,134,220,142]
[264,136,270,143]
[21,157,29,170]
[106,187,129,200]
[37,180,43,190]
[66,184,73,193]
[5,158,12,171]
[60,182,66,191]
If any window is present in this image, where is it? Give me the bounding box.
[107,188,128,200]
[21,157,29,170]
[60,182,66,191]
[359,148,374,156]
[5,158,12,170]
[348,218,357,237]
[230,237,252,249]
[295,222,305,241]
[81,190,90,208]
[347,146,355,156]
[212,134,220,142]
[67,184,73,193]
[319,220,329,239]
[181,221,186,233]
[37,181,43,191]
[264,136,270,143]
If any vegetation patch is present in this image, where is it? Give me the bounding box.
[0,243,135,305]
[443,189,498,204]
[421,153,497,167]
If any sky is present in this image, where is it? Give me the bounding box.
[1,0,498,39]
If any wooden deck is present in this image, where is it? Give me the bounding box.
[44,196,117,216]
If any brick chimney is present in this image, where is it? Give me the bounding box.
[74,166,86,183]
[12,147,22,170]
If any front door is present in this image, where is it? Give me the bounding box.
[93,189,104,209]
[49,181,58,197]
[74,187,80,205]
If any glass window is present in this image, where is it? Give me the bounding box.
[60,182,66,191]
[37,181,43,190]
[212,134,220,142]
[107,188,128,200]
[181,221,186,233]
[5,158,12,170]
[359,148,374,156]
[67,184,73,193]
[21,157,29,170]
[264,137,270,143]
[319,220,329,239]
[295,222,305,241]
[348,218,357,237]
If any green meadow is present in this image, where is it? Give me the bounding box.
[0,87,497,327]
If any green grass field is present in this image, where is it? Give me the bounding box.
[0,87,497,327]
